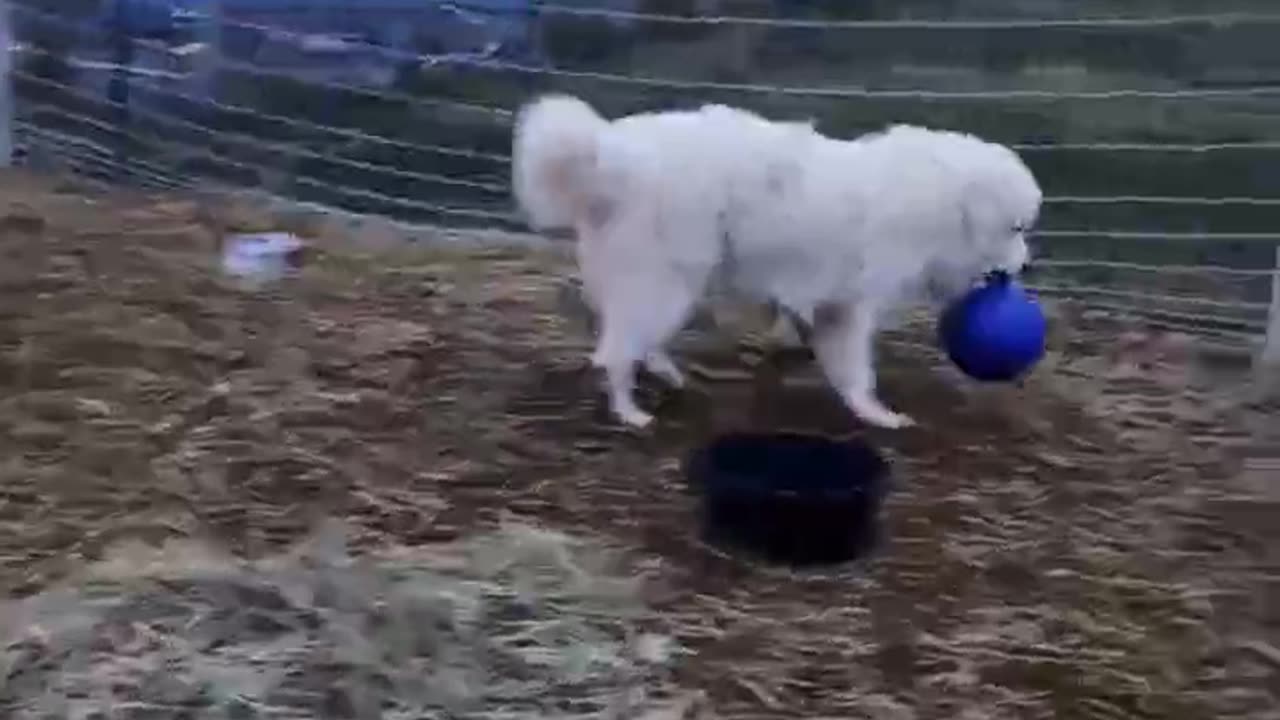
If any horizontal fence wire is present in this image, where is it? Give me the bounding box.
[1028,282,1271,312]
[8,3,516,120]
[16,64,1280,223]
[1036,259,1275,277]
[15,127,188,190]
[205,13,1280,101]
[20,5,1280,104]
[16,121,189,186]
[15,5,1280,147]
[447,3,1280,29]
[24,77,1280,241]
[13,70,520,222]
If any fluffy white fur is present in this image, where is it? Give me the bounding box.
[512,94,1042,429]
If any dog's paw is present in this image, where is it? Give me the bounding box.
[879,412,916,429]
[849,397,916,430]
[857,409,915,429]
[615,407,655,429]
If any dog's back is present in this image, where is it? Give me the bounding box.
[603,103,810,212]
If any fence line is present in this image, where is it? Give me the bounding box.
[16,14,1280,153]
[20,68,1280,215]
[27,67,1280,231]
[447,3,1280,30]
[23,5,1280,104]
[1077,300,1266,334]
[4,0,1280,354]
[14,71,511,194]
[17,120,188,185]
[1034,230,1280,242]
[1014,141,1280,152]
[0,0,10,167]
[89,68,1280,160]
[1266,247,1280,365]
[8,4,515,120]
[123,81,511,163]
[1027,282,1271,312]
[1044,195,1280,207]
[209,14,1280,102]
[1037,259,1275,277]
[22,45,1280,154]
[17,82,518,222]
[16,133,187,189]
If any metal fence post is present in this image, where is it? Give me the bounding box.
[194,0,222,98]
[1263,245,1280,368]
[106,1,135,182]
[0,0,13,168]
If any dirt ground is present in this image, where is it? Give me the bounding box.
[0,171,1277,719]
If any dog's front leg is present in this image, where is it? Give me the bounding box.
[812,302,915,429]
[590,329,655,428]
[591,351,652,428]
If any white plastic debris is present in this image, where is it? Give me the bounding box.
[221,232,304,285]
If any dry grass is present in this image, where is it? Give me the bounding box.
[2,523,682,719]
[0,171,1276,718]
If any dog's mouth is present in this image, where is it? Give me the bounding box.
[990,261,1040,284]
[983,269,1011,285]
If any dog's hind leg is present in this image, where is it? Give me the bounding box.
[591,278,701,428]
[591,342,651,428]
[643,350,685,388]
[811,301,915,429]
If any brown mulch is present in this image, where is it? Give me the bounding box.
[0,171,1276,719]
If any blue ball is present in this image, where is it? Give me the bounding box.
[939,272,1047,382]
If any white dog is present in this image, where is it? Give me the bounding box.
[512,94,1041,429]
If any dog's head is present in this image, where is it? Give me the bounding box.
[959,141,1042,277]
[916,137,1042,304]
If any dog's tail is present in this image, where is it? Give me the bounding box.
[512,94,609,231]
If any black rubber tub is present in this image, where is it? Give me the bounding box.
[689,432,889,566]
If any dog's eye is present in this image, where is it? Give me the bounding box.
[1011,222,1026,234]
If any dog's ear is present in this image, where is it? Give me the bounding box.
[957,176,1004,249]
[956,178,982,249]
[958,175,1033,274]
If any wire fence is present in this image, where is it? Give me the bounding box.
[3,0,1279,357]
